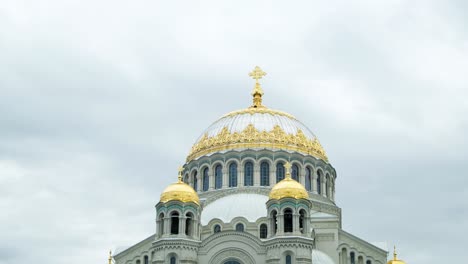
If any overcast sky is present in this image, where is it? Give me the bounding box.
[1,1,467,264]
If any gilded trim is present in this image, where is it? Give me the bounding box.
[222,107,296,119]
[187,124,328,162]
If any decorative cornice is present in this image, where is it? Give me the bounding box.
[187,124,328,162]
[222,107,296,119]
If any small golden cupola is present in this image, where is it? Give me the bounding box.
[160,167,200,205]
[269,162,309,200]
[387,246,406,264]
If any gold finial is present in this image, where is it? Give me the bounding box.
[248,66,267,108]
[108,250,112,264]
[284,162,292,179]
[178,166,184,182]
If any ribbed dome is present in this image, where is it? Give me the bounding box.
[187,107,328,162]
[269,176,309,200]
[160,178,200,205]
[269,162,309,200]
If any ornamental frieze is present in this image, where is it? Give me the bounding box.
[187,124,328,162]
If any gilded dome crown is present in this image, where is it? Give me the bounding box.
[160,168,200,205]
[387,247,406,264]
[187,66,327,163]
[269,162,309,200]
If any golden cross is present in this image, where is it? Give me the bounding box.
[178,166,184,182]
[249,66,266,84]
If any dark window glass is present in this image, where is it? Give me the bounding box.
[260,224,267,238]
[170,256,176,264]
[284,209,293,233]
[260,162,269,186]
[185,213,192,236]
[203,168,209,191]
[235,223,244,232]
[144,256,148,264]
[215,165,222,189]
[244,162,254,186]
[366,261,372,264]
[224,261,241,264]
[229,163,237,187]
[292,164,299,181]
[299,210,305,234]
[170,212,179,235]
[317,171,322,194]
[326,175,330,197]
[305,167,312,191]
[214,224,221,233]
[276,162,285,183]
[272,211,278,234]
[192,171,198,190]
[350,252,355,264]
[286,255,292,264]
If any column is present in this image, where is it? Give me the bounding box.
[192,219,199,239]
[209,168,214,190]
[269,166,275,186]
[254,163,260,186]
[293,213,300,235]
[322,179,327,197]
[163,217,170,237]
[277,213,284,235]
[312,174,318,194]
[300,167,306,185]
[239,166,244,187]
[222,167,228,188]
[196,175,202,192]
[155,219,160,237]
[179,215,186,237]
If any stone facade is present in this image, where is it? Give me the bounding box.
[113,149,387,264]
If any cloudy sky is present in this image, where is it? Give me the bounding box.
[1,1,467,263]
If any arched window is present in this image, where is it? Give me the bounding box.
[192,171,198,190]
[244,161,254,186]
[276,162,285,183]
[284,208,293,233]
[203,168,209,191]
[299,209,306,234]
[158,213,165,236]
[229,163,237,187]
[215,165,223,189]
[213,224,221,233]
[286,255,292,264]
[350,252,356,264]
[235,223,244,232]
[271,210,278,234]
[170,256,176,264]
[317,170,322,194]
[136,260,141,264]
[366,260,372,264]
[224,261,241,264]
[325,174,330,198]
[260,162,270,186]
[144,256,148,264]
[292,164,299,181]
[260,224,268,238]
[185,212,193,236]
[305,167,312,191]
[170,212,179,235]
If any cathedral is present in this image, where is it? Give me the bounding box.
[111,67,407,264]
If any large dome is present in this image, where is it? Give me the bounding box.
[187,106,328,162]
